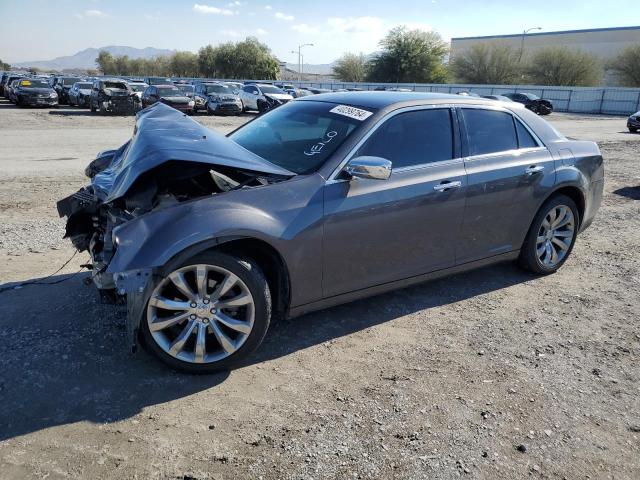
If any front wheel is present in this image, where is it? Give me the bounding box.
[630,127,638,133]
[140,251,271,373]
[518,194,579,274]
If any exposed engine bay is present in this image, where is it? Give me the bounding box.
[56,102,293,309]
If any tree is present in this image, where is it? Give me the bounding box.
[96,51,116,75]
[366,26,449,83]
[450,43,522,84]
[198,45,217,78]
[526,47,602,86]
[608,43,640,87]
[333,53,368,82]
[0,59,10,70]
[170,51,198,77]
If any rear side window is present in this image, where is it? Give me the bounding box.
[462,109,518,156]
[515,119,538,148]
[356,109,454,169]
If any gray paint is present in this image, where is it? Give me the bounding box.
[80,93,603,339]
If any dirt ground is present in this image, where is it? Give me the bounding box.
[0,100,638,480]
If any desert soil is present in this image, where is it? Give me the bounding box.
[0,101,638,480]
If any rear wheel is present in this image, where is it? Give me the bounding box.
[90,101,96,113]
[140,251,271,373]
[518,194,579,274]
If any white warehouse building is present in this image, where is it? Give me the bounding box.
[450,26,640,86]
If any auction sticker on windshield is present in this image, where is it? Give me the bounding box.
[330,105,373,121]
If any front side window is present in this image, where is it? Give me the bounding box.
[355,109,454,169]
[462,109,518,156]
[230,100,370,174]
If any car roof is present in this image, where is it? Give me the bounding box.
[296,91,500,109]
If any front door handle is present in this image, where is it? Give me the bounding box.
[525,165,544,175]
[433,180,462,191]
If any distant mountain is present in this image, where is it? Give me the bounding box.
[13,46,174,71]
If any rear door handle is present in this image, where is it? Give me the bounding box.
[433,180,462,191]
[525,165,544,175]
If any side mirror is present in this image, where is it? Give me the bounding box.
[344,156,392,181]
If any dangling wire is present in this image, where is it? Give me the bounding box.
[0,250,87,295]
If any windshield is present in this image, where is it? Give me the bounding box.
[205,84,231,94]
[75,82,92,89]
[104,81,128,90]
[258,85,285,95]
[524,93,540,100]
[157,87,181,96]
[128,83,147,92]
[177,85,194,93]
[148,77,171,85]
[230,101,372,174]
[20,79,49,88]
[62,78,80,85]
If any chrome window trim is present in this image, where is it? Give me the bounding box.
[464,146,548,163]
[327,104,460,183]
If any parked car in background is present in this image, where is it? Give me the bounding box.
[193,83,242,115]
[127,81,149,102]
[503,92,553,115]
[2,74,26,98]
[306,87,331,94]
[144,76,173,86]
[141,84,194,114]
[483,95,514,102]
[239,83,293,112]
[90,78,137,115]
[176,84,195,99]
[223,81,244,93]
[628,111,640,133]
[57,92,603,372]
[68,81,93,107]
[12,78,58,107]
[53,76,83,105]
[6,78,26,103]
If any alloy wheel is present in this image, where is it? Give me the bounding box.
[536,205,575,268]
[147,264,255,364]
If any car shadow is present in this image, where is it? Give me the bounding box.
[0,261,532,441]
[48,109,128,117]
[613,186,640,200]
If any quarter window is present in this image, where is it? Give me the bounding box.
[515,119,538,148]
[462,109,518,156]
[355,109,454,169]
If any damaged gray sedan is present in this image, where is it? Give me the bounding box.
[58,93,603,372]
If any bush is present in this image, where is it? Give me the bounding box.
[450,43,522,84]
[333,53,368,82]
[608,43,640,87]
[526,47,602,86]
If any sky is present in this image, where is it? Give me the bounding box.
[0,0,638,64]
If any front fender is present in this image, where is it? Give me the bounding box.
[107,173,326,307]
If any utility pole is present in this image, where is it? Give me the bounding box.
[294,43,313,82]
[519,27,542,62]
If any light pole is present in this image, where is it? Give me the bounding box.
[519,27,541,61]
[294,43,313,82]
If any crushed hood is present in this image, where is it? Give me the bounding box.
[92,102,294,202]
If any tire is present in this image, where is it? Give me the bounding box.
[90,101,96,113]
[140,251,272,373]
[518,194,579,275]
[630,127,638,133]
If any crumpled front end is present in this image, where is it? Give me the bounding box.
[57,102,293,350]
